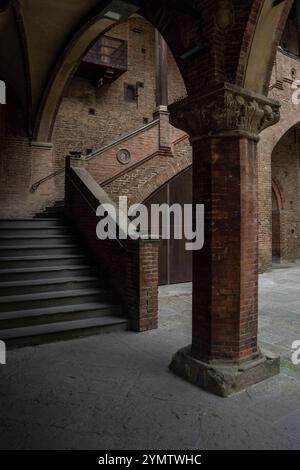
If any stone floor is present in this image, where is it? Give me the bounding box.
[0,264,300,450]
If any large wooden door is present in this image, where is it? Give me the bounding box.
[145,167,192,285]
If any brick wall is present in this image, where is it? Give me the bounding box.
[0,91,61,218]
[1,12,299,278]
[52,15,187,200]
[103,136,192,204]
[87,121,160,184]
[0,15,187,218]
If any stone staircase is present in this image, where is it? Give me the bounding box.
[0,210,127,348]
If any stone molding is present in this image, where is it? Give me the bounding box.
[169,83,281,142]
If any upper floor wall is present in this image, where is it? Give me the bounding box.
[52,16,186,166]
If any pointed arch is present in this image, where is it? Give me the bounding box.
[237,0,294,94]
[272,177,286,211]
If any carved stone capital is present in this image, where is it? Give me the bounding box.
[169,83,280,142]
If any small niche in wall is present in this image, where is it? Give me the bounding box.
[0,80,6,104]
[86,149,93,155]
[89,108,96,115]
[124,84,137,103]
[143,117,149,124]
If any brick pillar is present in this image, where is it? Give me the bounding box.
[169,83,281,397]
[127,238,159,332]
[153,106,171,149]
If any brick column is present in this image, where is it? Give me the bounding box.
[127,238,159,332]
[169,83,281,397]
[153,106,171,149]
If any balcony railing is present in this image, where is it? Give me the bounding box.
[83,35,128,70]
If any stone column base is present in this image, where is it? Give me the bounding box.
[169,346,280,397]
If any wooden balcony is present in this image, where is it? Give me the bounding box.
[76,35,128,86]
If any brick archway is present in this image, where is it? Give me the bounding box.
[258,111,300,272]
[33,17,118,143]
[239,0,294,94]
[32,0,296,145]
[33,3,186,144]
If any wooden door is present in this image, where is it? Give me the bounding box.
[145,167,192,285]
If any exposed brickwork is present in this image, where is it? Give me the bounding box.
[0,91,61,218]
[127,238,159,332]
[191,136,259,362]
[0,1,294,378]
[272,128,300,263]
[52,16,187,200]
[0,15,187,218]
[258,47,300,271]
[65,163,159,332]
[87,122,160,184]
[103,135,192,204]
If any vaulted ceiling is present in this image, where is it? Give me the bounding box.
[0,0,294,141]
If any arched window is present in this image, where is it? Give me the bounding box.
[0,80,6,104]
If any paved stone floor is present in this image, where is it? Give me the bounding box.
[1,264,300,450]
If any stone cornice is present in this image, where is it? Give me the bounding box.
[168,83,281,142]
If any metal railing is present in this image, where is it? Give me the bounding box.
[30,152,81,194]
[30,169,64,194]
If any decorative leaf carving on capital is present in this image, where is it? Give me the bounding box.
[169,84,280,141]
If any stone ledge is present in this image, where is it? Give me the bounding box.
[169,346,280,398]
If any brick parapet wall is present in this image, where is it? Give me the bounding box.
[104,135,192,204]
[86,120,160,184]
[66,164,159,332]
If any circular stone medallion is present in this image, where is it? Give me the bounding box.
[117,149,131,165]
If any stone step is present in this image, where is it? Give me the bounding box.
[0,227,69,236]
[0,301,122,328]
[37,212,64,219]
[0,265,95,282]
[0,315,128,349]
[0,254,88,269]
[0,213,124,347]
[0,276,103,296]
[0,245,83,257]
[0,235,74,247]
[0,218,63,228]
[0,288,111,312]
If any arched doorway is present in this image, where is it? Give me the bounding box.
[271,127,300,265]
